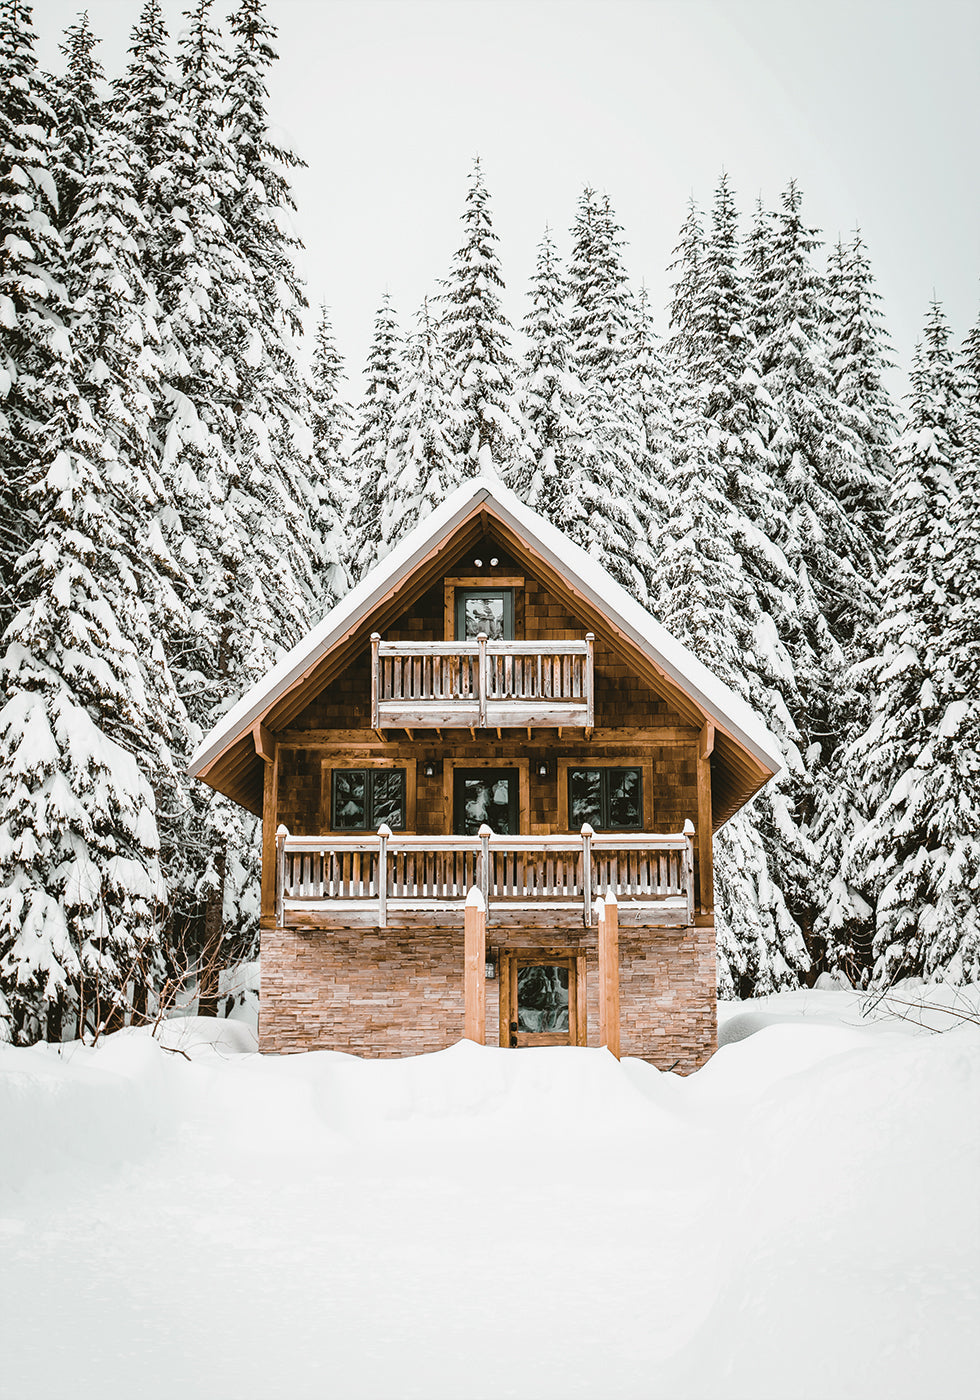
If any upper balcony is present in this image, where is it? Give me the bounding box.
[370,632,595,734]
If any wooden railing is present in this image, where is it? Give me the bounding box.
[276,822,695,928]
[370,633,595,731]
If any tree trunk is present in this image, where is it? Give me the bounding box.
[197,851,226,1018]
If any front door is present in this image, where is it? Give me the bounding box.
[499,953,586,1047]
[453,767,519,835]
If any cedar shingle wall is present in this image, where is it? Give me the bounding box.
[260,922,716,1073]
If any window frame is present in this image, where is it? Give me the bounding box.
[561,763,646,832]
[443,575,525,641]
[323,763,413,833]
[453,587,516,642]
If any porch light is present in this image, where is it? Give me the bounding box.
[485,950,496,980]
[473,557,483,567]
[424,761,438,778]
[490,557,499,566]
[537,760,551,779]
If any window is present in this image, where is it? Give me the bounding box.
[454,588,515,641]
[453,767,519,835]
[568,767,643,831]
[331,769,406,831]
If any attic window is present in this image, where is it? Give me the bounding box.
[455,588,514,640]
[332,769,406,831]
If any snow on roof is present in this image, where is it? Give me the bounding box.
[189,476,783,778]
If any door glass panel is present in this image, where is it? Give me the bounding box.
[517,965,569,1033]
[458,773,516,834]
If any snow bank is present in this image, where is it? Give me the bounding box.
[0,989,976,1400]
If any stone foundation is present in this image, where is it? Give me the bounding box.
[259,921,716,1073]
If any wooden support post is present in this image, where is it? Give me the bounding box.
[377,823,391,928]
[477,632,488,727]
[683,819,696,926]
[585,632,595,737]
[581,822,594,927]
[463,887,487,1044]
[260,741,279,922]
[596,892,620,1059]
[370,632,381,729]
[697,722,715,914]
[275,825,289,928]
[479,822,492,923]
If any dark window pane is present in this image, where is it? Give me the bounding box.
[569,769,602,829]
[464,595,506,640]
[372,770,405,830]
[333,771,366,829]
[461,775,514,834]
[608,768,642,829]
[517,965,569,1033]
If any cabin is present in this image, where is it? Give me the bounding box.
[190,477,781,1070]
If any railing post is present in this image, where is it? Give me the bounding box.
[370,632,381,728]
[377,822,391,928]
[683,819,696,925]
[597,890,620,1059]
[463,886,487,1044]
[585,632,595,732]
[477,632,488,727]
[275,824,289,927]
[479,822,492,923]
[581,822,594,927]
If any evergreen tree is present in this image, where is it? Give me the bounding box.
[112,0,178,218]
[348,292,402,579]
[0,0,67,640]
[48,10,104,228]
[844,302,977,983]
[441,158,520,475]
[626,285,672,549]
[565,187,651,600]
[511,227,590,528]
[308,303,353,598]
[380,298,463,556]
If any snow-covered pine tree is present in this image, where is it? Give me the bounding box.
[511,226,591,529]
[48,10,104,228]
[565,187,651,600]
[662,173,813,992]
[843,301,976,984]
[380,298,462,556]
[347,292,402,580]
[0,0,67,642]
[441,158,521,476]
[112,0,177,220]
[308,303,353,599]
[627,284,673,555]
[656,377,808,994]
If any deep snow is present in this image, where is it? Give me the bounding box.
[1,985,977,1400]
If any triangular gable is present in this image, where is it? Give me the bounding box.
[190,477,782,823]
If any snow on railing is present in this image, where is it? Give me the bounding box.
[275,822,695,928]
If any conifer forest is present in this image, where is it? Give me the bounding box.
[2,0,979,1045]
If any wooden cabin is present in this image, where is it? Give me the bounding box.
[190,478,781,1070]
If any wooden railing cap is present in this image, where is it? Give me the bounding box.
[580,823,595,837]
[478,823,493,837]
[683,819,696,835]
[465,886,486,910]
[276,824,289,837]
[376,823,393,838]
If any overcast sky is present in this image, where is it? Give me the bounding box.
[37,0,980,399]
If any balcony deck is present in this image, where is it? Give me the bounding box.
[371,634,595,732]
[275,825,695,930]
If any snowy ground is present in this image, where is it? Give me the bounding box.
[1,984,978,1400]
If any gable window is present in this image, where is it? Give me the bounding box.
[454,588,515,641]
[332,769,406,831]
[568,767,643,831]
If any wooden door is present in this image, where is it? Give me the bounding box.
[499,953,587,1047]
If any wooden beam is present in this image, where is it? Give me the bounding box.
[597,893,620,1059]
[696,731,714,914]
[260,746,279,922]
[463,890,486,1044]
[252,719,275,764]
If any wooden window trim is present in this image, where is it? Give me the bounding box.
[320,758,417,833]
[443,757,530,835]
[556,758,654,831]
[443,576,525,641]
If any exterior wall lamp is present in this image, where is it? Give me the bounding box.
[485,949,496,980]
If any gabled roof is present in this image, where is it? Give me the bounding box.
[190,476,782,824]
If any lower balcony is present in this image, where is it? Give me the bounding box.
[275,824,696,930]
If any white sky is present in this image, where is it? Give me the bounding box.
[36,0,980,400]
